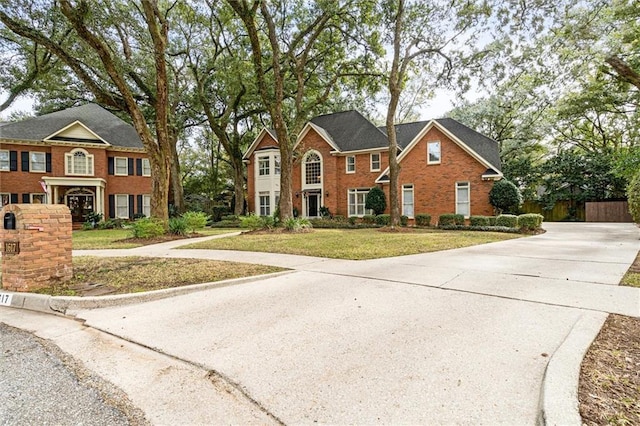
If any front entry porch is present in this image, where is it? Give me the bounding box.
[42,177,106,225]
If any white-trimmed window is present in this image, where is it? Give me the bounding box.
[1,193,10,206]
[31,193,46,204]
[142,158,151,176]
[346,155,355,173]
[142,195,151,217]
[304,152,322,185]
[258,156,270,176]
[402,184,414,218]
[428,141,441,164]
[348,188,371,217]
[65,149,94,176]
[370,153,381,172]
[274,155,281,175]
[115,194,129,218]
[259,191,270,216]
[115,157,128,176]
[456,182,470,217]
[0,150,9,171]
[30,152,46,172]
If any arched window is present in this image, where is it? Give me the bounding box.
[304,152,321,185]
[65,149,94,176]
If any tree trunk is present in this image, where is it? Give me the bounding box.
[606,55,640,90]
[232,158,246,215]
[168,133,184,214]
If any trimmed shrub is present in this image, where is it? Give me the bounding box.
[495,214,518,228]
[628,172,640,224]
[489,179,522,214]
[439,213,465,226]
[169,217,188,235]
[365,186,387,215]
[333,215,346,222]
[222,214,239,221]
[415,214,431,227]
[131,217,165,239]
[487,216,497,226]
[376,214,391,226]
[518,213,543,231]
[348,216,357,225]
[240,213,266,230]
[362,214,376,224]
[469,216,490,226]
[182,211,209,233]
[284,217,313,232]
[400,215,409,226]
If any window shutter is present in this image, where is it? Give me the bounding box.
[22,193,30,203]
[128,194,135,218]
[45,153,52,172]
[9,151,17,171]
[136,158,143,176]
[128,158,134,176]
[10,194,18,203]
[108,157,114,175]
[21,152,29,171]
[108,194,115,218]
[137,195,143,215]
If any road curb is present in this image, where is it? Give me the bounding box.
[3,270,295,316]
[537,312,608,426]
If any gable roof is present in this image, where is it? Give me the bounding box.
[310,110,388,152]
[242,128,280,160]
[0,103,143,149]
[435,118,501,171]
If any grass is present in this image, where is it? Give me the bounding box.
[181,228,522,260]
[72,227,238,250]
[622,271,640,287]
[34,256,285,296]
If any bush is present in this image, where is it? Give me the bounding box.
[221,214,239,221]
[348,216,357,225]
[284,217,313,232]
[240,213,266,230]
[333,215,346,222]
[131,217,165,239]
[518,213,543,231]
[182,211,209,233]
[98,218,123,229]
[470,216,491,226]
[365,186,387,215]
[489,179,522,214]
[168,217,188,235]
[400,215,408,226]
[319,206,331,218]
[362,214,376,224]
[439,214,464,226]
[376,214,391,226]
[495,214,518,228]
[488,216,497,226]
[628,172,640,224]
[415,214,431,227]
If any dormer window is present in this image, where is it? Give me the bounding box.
[65,149,94,176]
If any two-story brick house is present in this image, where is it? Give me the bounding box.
[244,110,502,221]
[0,103,152,225]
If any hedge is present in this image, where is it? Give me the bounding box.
[469,216,493,227]
[518,213,543,231]
[438,213,465,226]
[495,214,518,228]
[376,214,391,226]
[415,214,431,226]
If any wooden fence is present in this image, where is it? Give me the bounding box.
[585,201,633,222]
[521,200,585,222]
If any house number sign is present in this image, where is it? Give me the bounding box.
[3,241,20,255]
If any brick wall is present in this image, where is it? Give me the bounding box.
[1,204,72,292]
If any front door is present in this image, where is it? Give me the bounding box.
[66,190,95,223]
[306,193,320,217]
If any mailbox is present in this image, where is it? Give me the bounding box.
[3,212,16,230]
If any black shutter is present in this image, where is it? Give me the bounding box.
[108,157,114,175]
[137,195,143,215]
[136,158,143,176]
[108,194,115,218]
[21,152,29,171]
[22,193,30,203]
[45,153,52,172]
[9,151,17,171]
[10,194,18,203]
[128,158,134,176]
[128,194,134,218]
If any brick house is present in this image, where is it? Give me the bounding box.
[0,104,152,225]
[244,110,502,221]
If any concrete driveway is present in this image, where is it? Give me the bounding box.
[47,222,637,424]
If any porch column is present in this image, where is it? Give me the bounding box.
[95,185,104,216]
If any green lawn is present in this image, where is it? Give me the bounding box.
[72,228,238,250]
[181,228,522,260]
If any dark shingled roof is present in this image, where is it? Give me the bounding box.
[310,110,388,151]
[0,103,143,149]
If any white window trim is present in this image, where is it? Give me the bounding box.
[455,182,471,218]
[30,193,46,204]
[346,155,356,174]
[402,184,414,219]
[115,194,129,219]
[258,156,270,176]
[30,152,46,173]
[0,150,9,171]
[142,159,151,177]
[114,157,128,176]
[258,191,271,216]
[142,194,151,217]
[303,151,322,187]
[65,148,94,176]
[370,153,381,172]
[427,141,441,165]
[347,188,371,217]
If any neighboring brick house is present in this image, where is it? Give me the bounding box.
[0,104,152,224]
[244,110,502,221]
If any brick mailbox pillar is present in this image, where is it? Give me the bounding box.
[1,204,73,292]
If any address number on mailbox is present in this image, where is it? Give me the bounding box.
[3,241,20,254]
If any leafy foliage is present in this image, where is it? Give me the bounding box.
[489,179,522,214]
[181,211,209,234]
[131,218,165,239]
[168,217,188,236]
[438,214,465,226]
[415,214,431,226]
[495,214,518,228]
[365,187,387,215]
[628,173,640,224]
[517,213,543,231]
[283,217,313,232]
[375,214,391,226]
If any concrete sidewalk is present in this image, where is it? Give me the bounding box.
[2,222,639,424]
